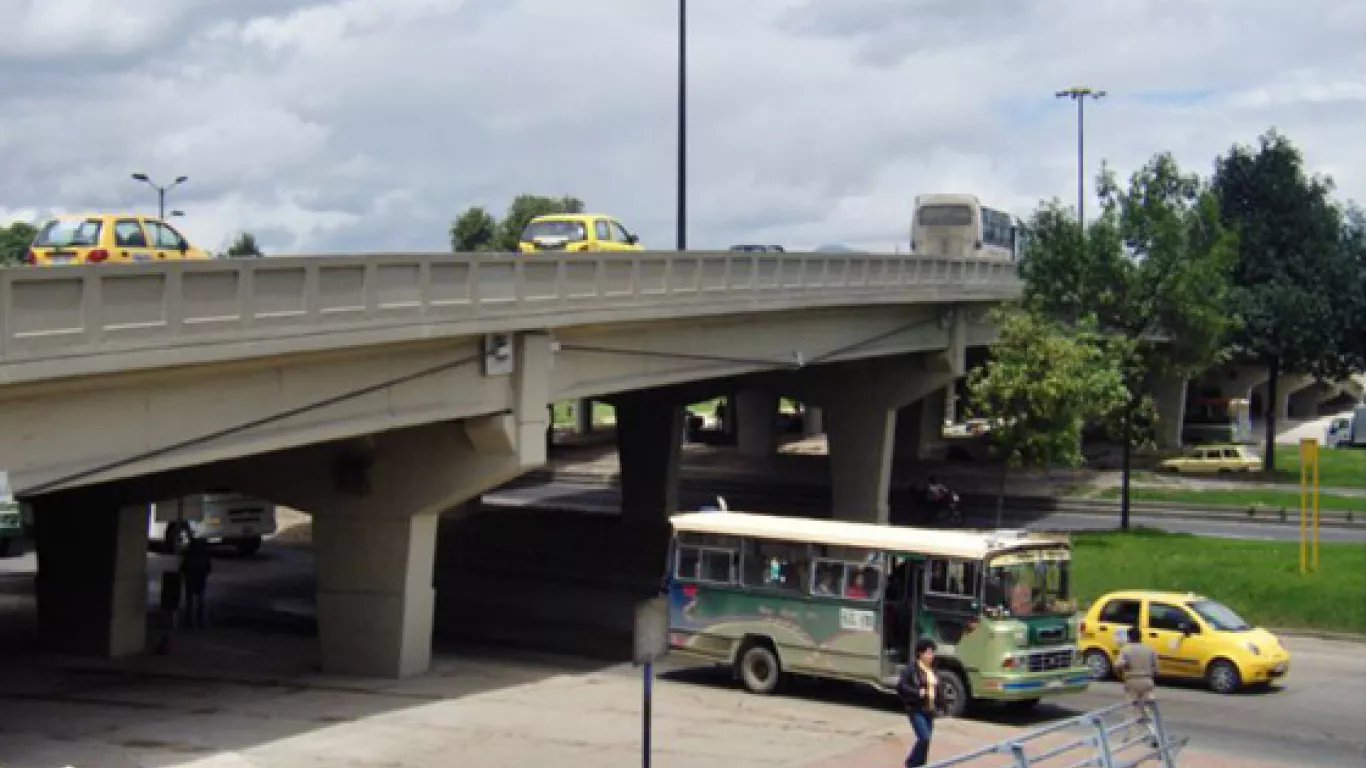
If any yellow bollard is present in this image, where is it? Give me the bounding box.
[1311,439,1320,572]
[1299,438,1311,575]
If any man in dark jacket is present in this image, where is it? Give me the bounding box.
[896,638,943,767]
[179,538,212,629]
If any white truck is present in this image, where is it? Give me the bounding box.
[1326,405,1366,449]
[148,490,276,556]
[0,471,24,557]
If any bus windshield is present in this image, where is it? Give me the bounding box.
[917,205,972,226]
[984,552,1074,618]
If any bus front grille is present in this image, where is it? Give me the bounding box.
[1027,650,1075,672]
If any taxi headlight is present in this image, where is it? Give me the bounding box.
[1243,641,1261,656]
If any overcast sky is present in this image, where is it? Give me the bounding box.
[1,0,1362,254]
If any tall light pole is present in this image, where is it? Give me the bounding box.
[676,0,687,252]
[1054,87,1105,226]
[131,173,188,221]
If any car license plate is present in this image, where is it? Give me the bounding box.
[48,254,74,265]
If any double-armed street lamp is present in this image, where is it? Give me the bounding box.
[131,173,188,220]
[1054,87,1105,226]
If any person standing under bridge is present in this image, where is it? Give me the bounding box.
[179,538,212,629]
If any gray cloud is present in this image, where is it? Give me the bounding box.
[0,0,1361,255]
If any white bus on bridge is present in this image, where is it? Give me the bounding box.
[911,193,1023,261]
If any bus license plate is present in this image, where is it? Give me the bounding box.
[1046,680,1063,689]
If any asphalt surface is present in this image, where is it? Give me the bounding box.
[484,480,1366,543]
[1,540,1363,765]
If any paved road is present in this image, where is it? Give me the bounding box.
[484,481,1366,543]
[1,541,1362,765]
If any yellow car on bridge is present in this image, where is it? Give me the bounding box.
[517,214,643,253]
[25,213,210,265]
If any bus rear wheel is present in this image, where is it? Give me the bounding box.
[737,643,782,695]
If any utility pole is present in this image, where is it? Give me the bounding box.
[676,0,687,252]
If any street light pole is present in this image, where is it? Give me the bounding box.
[1054,87,1105,227]
[131,173,188,221]
[1056,87,1128,530]
[676,0,687,252]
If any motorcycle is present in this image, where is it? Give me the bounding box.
[914,483,964,527]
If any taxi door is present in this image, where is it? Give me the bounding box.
[1142,600,1207,679]
[112,218,156,263]
[607,218,643,250]
[148,219,205,260]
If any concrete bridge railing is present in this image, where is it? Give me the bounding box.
[0,252,1019,385]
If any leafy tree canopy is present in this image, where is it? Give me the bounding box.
[450,194,585,253]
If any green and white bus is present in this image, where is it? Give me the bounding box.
[665,510,1090,715]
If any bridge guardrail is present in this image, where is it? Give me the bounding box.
[928,700,1187,768]
[0,252,1019,375]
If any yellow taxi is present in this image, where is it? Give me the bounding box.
[517,214,643,253]
[1079,590,1290,694]
[1157,444,1262,474]
[24,213,210,265]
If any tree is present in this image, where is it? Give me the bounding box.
[449,194,585,253]
[449,207,498,252]
[1335,205,1366,376]
[225,232,264,258]
[0,222,38,266]
[1212,130,1359,473]
[1020,153,1239,528]
[967,307,1129,524]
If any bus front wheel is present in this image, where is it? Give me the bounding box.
[936,667,970,718]
[737,643,782,695]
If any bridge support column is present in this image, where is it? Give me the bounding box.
[802,405,825,436]
[212,333,554,678]
[735,390,779,457]
[1153,375,1188,450]
[817,357,958,525]
[314,512,438,678]
[615,393,684,525]
[1290,383,1336,420]
[33,497,148,658]
[613,392,684,594]
[574,399,594,434]
[1275,375,1314,420]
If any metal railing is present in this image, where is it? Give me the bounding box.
[0,251,1019,380]
[927,701,1188,768]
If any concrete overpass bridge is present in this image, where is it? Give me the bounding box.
[0,250,1018,678]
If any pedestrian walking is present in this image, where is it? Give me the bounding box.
[1116,626,1158,711]
[896,638,944,768]
[179,538,212,629]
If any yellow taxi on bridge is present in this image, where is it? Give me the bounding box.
[517,214,643,253]
[24,213,210,265]
[1079,590,1290,694]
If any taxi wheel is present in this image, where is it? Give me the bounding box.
[1083,649,1113,681]
[1206,659,1242,694]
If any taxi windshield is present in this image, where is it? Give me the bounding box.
[984,553,1074,617]
[34,219,102,247]
[521,220,586,242]
[1188,599,1251,631]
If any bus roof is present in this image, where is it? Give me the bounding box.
[669,511,1069,561]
